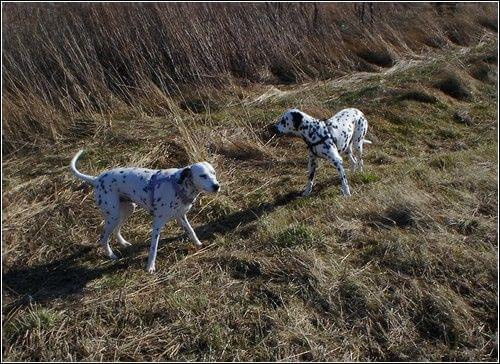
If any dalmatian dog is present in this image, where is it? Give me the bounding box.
[70,150,220,273]
[272,108,371,197]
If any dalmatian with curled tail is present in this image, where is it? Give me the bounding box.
[70,150,220,273]
[272,108,371,197]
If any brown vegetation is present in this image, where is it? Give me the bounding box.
[2,2,498,362]
[2,2,497,153]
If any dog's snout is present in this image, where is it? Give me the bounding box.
[269,124,280,135]
[212,183,220,192]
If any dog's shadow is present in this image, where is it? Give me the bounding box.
[3,180,338,309]
[2,192,297,308]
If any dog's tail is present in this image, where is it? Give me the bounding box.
[70,150,96,185]
[363,139,372,145]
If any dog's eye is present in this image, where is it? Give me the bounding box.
[200,174,208,179]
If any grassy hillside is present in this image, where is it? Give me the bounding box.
[2,3,498,362]
[2,2,497,153]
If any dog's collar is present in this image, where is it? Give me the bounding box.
[146,171,194,208]
[304,134,331,156]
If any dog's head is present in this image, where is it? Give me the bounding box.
[272,108,305,136]
[179,162,220,193]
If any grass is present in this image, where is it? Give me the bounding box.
[272,225,319,249]
[2,3,497,153]
[2,3,498,362]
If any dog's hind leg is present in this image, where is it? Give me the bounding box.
[353,141,364,172]
[115,202,135,246]
[346,145,358,173]
[99,217,120,260]
[302,150,317,197]
[352,115,369,172]
[95,188,121,259]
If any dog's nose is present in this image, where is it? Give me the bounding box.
[268,124,279,134]
[212,183,220,192]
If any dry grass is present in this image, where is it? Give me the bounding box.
[2,2,497,153]
[2,3,498,362]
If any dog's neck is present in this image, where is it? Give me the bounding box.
[298,117,324,142]
[178,174,199,204]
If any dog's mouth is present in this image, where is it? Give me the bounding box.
[268,124,282,135]
[205,183,220,193]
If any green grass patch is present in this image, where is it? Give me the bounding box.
[92,273,129,290]
[437,127,462,140]
[351,171,380,184]
[335,85,382,104]
[272,224,319,248]
[4,306,61,341]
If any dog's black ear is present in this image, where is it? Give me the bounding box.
[178,167,191,184]
[291,111,303,129]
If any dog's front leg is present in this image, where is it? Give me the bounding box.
[302,150,317,197]
[146,216,169,273]
[177,214,202,248]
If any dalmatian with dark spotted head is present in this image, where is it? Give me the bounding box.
[272,108,371,197]
[70,150,220,273]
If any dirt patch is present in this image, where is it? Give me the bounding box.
[469,62,495,83]
[453,110,474,126]
[270,62,297,84]
[367,204,416,229]
[477,16,498,32]
[251,286,284,308]
[414,294,460,344]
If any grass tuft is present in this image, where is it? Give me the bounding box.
[434,74,472,100]
[272,224,318,249]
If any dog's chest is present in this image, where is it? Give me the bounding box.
[150,187,192,217]
[301,122,336,154]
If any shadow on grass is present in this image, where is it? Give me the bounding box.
[3,189,309,309]
[195,190,301,240]
[3,173,344,310]
[3,246,130,310]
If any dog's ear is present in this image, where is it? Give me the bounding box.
[291,111,303,129]
[178,167,191,184]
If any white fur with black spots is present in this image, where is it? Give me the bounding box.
[272,108,371,197]
[70,150,220,273]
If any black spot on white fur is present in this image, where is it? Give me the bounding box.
[273,108,370,197]
[291,111,303,129]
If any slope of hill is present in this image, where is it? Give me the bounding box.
[3,32,498,360]
[2,4,498,362]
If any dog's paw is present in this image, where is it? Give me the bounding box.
[341,189,352,197]
[146,266,156,274]
[188,244,202,253]
[301,187,312,197]
[109,253,118,260]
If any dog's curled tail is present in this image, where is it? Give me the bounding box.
[363,139,373,144]
[70,150,96,185]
